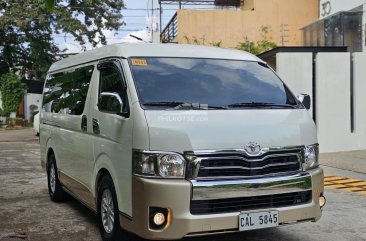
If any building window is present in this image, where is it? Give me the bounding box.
[302,11,362,52]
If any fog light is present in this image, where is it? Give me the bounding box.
[153,212,166,226]
[319,195,326,208]
[149,207,170,230]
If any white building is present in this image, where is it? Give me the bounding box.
[23,80,43,121]
[0,80,43,121]
[302,0,366,52]
[24,93,42,121]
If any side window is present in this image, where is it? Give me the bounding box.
[43,65,94,115]
[98,66,128,113]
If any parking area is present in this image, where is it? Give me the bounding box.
[1,129,366,241]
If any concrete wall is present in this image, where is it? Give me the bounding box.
[276,53,313,117]
[316,53,354,153]
[176,0,319,48]
[353,53,366,147]
[276,52,366,153]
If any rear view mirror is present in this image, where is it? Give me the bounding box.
[297,94,311,110]
[98,92,124,114]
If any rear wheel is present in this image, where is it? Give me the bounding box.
[47,153,67,202]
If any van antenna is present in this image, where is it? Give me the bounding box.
[129,34,148,43]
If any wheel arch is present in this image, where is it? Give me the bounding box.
[45,137,57,170]
[93,153,123,212]
[95,168,112,197]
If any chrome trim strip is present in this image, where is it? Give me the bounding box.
[193,171,301,181]
[189,145,304,157]
[186,147,304,180]
[190,172,312,200]
[199,161,299,170]
[197,153,301,163]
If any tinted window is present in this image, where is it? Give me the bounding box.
[129,58,298,109]
[99,67,127,112]
[43,65,94,115]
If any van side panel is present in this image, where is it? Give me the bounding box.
[41,64,97,210]
[89,61,134,216]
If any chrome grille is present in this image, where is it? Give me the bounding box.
[190,191,312,215]
[188,148,303,180]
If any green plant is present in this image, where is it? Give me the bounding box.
[0,72,26,116]
[236,25,277,55]
[210,41,222,47]
[5,117,26,127]
[183,35,221,47]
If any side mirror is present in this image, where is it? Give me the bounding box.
[98,92,129,117]
[297,94,311,110]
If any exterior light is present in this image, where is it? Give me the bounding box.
[319,194,326,208]
[153,212,166,226]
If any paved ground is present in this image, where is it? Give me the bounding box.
[1,129,366,241]
[321,151,366,174]
[0,128,38,143]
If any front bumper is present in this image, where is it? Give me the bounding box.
[120,168,324,240]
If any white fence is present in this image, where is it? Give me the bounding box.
[277,52,366,153]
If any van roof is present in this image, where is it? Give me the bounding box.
[49,43,263,73]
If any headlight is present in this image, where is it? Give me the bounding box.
[303,144,319,170]
[133,151,186,178]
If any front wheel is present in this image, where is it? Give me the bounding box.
[97,175,121,241]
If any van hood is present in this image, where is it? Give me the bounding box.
[144,109,317,153]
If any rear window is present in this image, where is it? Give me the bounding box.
[43,65,94,115]
[129,58,299,109]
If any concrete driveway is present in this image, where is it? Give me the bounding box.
[1,129,366,241]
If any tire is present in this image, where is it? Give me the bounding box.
[47,153,67,202]
[97,175,122,241]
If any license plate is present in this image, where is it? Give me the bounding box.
[239,210,279,231]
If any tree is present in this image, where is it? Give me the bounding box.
[237,26,277,55]
[45,0,56,12]
[0,0,125,80]
[0,72,26,116]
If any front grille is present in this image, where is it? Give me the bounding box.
[196,150,301,179]
[190,191,312,215]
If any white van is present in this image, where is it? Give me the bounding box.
[40,43,324,241]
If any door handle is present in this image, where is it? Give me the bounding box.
[92,118,100,134]
[81,115,87,132]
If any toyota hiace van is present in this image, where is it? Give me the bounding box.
[40,43,324,241]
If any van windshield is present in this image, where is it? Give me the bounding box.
[129,57,300,110]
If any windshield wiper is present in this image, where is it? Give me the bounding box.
[228,102,297,109]
[174,103,228,110]
[142,101,227,109]
[143,101,185,107]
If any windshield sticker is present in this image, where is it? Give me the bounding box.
[131,58,148,66]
